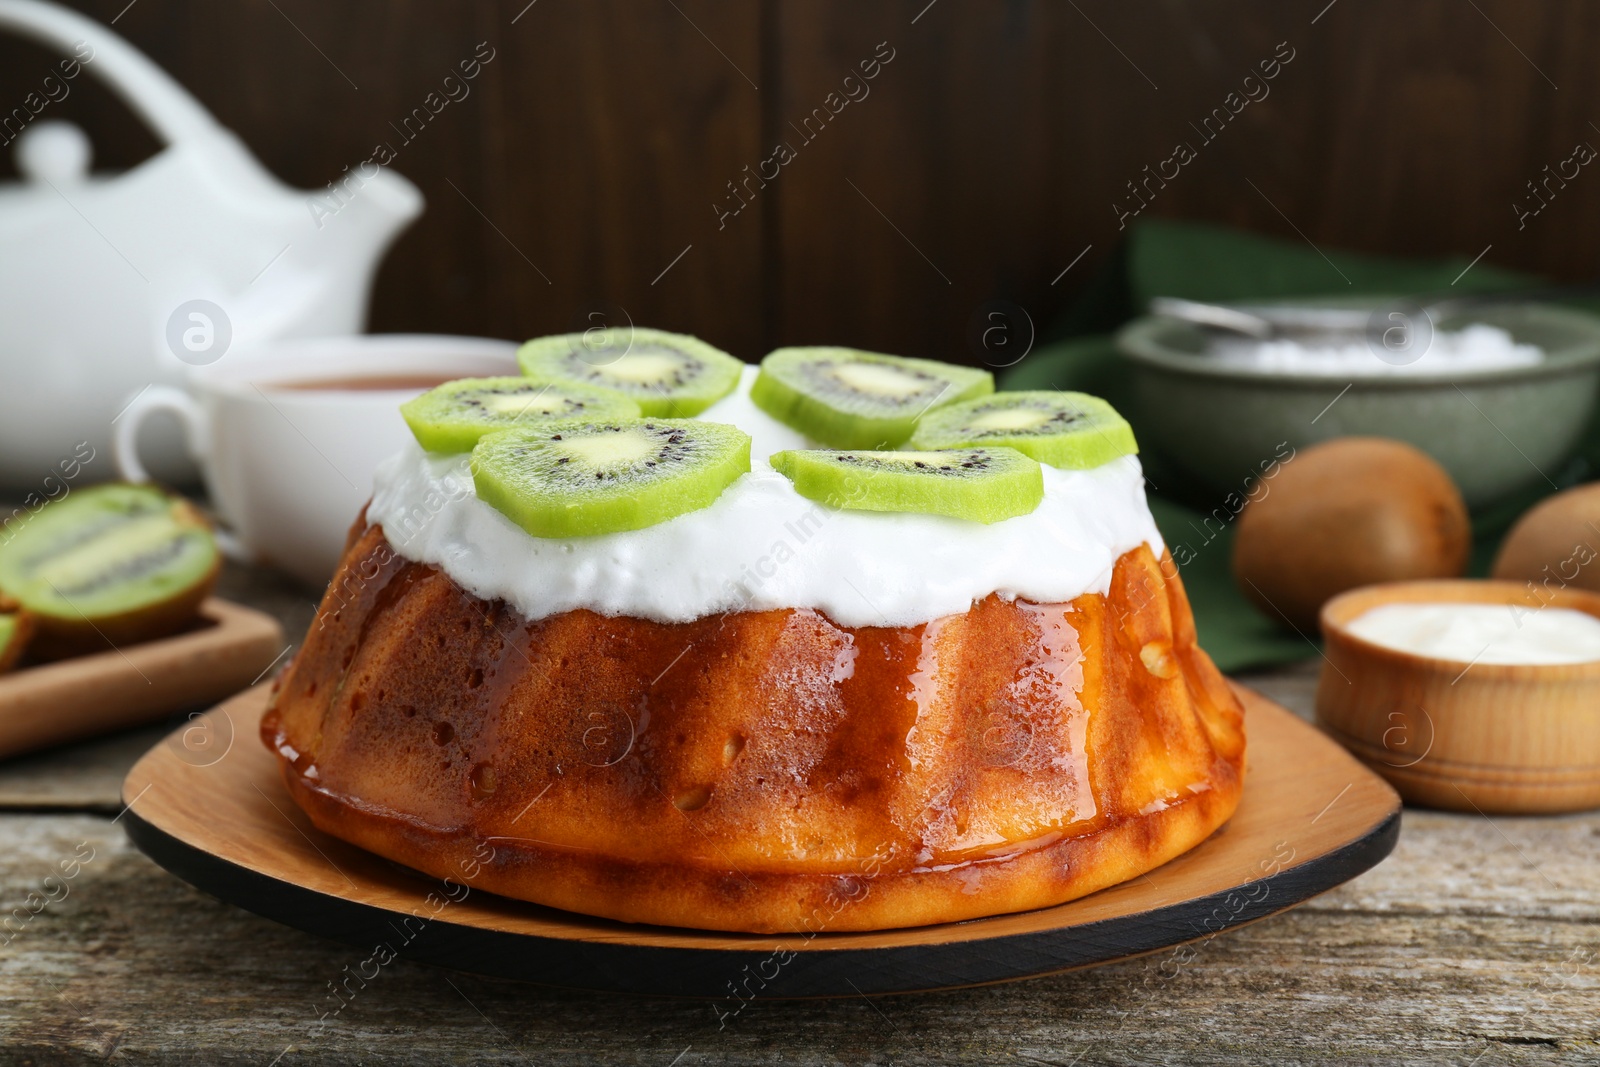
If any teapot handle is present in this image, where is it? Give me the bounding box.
[0,0,222,146]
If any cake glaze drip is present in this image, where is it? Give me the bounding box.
[264,531,1246,932]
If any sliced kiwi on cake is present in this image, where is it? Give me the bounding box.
[0,484,219,658]
[472,418,752,538]
[517,328,744,417]
[0,598,35,673]
[402,376,641,453]
[770,447,1042,524]
[908,391,1138,469]
[751,347,994,449]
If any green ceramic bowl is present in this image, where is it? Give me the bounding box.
[1115,301,1600,508]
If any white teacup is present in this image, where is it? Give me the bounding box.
[113,334,518,588]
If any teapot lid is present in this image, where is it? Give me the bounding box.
[14,119,91,184]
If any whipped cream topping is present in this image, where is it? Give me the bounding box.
[366,366,1165,627]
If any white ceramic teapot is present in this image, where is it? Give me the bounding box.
[0,0,422,490]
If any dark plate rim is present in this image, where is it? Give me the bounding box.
[121,799,1399,998]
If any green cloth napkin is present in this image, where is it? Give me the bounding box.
[1004,218,1593,674]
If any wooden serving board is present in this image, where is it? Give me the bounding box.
[120,684,1399,998]
[0,599,284,760]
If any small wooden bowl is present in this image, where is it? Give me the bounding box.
[1317,579,1600,814]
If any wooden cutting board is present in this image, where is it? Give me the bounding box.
[0,598,284,760]
[120,683,1401,997]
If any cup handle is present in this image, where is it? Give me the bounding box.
[111,385,251,562]
[113,385,202,484]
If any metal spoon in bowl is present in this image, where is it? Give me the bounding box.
[1147,297,1276,338]
[1151,283,1600,341]
[1148,297,1369,339]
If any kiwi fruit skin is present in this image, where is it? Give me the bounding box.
[516,328,744,417]
[908,390,1138,469]
[0,600,35,674]
[402,377,641,453]
[471,418,753,539]
[1490,483,1600,593]
[770,447,1043,524]
[1232,437,1470,632]
[0,485,220,659]
[751,347,995,449]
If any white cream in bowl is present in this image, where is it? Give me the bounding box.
[1346,601,1600,665]
[1207,324,1543,377]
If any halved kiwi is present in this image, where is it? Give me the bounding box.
[0,484,219,658]
[908,391,1138,469]
[401,377,640,453]
[751,347,994,449]
[769,447,1042,524]
[517,328,744,417]
[0,598,35,674]
[471,418,752,538]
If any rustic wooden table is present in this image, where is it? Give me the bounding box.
[1,562,1596,1065]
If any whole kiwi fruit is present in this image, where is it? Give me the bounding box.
[1490,482,1600,593]
[1232,437,1470,632]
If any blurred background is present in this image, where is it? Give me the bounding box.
[3,0,1591,364]
[6,0,1600,679]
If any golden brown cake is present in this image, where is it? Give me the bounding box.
[263,524,1244,933]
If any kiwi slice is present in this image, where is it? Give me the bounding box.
[472,418,752,538]
[0,599,35,674]
[517,328,744,417]
[770,447,1042,524]
[908,391,1138,470]
[0,484,219,658]
[751,347,994,449]
[401,377,640,453]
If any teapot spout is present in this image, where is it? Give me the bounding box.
[245,164,424,338]
[307,161,423,240]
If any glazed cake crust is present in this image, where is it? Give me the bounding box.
[264,524,1245,933]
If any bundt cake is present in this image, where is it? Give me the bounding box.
[263,340,1246,934]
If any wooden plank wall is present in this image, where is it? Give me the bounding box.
[1,0,1597,366]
